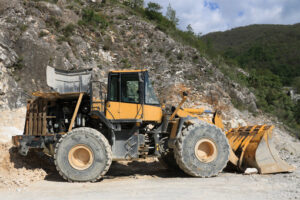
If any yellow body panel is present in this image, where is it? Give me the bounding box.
[119,103,142,119]
[214,114,224,130]
[105,101,162,122]
[182,108,205,115]
[106,101,120,119]
[176,109,224,130]
[143,104,163,122]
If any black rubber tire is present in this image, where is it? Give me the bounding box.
[158,150,180,170]
[174,121,230,177]
[54,127,112,182]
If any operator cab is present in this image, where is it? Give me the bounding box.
[105,70,162,122]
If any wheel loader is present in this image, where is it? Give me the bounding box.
[12,66,295,182]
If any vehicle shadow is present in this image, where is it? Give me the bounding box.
[105,160,188,179]
[9,147,188,182]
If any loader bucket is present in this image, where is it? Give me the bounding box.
[226,125,296,174]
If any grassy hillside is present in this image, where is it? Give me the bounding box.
[201,24,300,135]
[202,24,300,86]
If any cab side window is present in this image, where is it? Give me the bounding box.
[108,75,119,101]
[121,74,139,103]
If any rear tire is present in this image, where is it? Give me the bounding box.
[54,127,112,182]
[174,121,230,177]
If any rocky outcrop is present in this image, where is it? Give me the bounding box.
[0,0,258,128]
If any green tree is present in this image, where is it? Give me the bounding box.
[146,2,162,12]
[186,24,193,34]
[145,2,163,21]
[295,101,300,124]
[196,32,202,38]
[166,3,179,26]
[292,77,300,92]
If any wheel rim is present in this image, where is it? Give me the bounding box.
[68,144,94,170]
[194,139,217,163]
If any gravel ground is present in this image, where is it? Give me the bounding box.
[0,159,299,200]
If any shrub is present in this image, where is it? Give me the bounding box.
[292,77,300,92]
[62,23,75,38]
[120,58,131,68]
[165,50,171,58]
[192,55,199,62]
[78,8,108,29]
[39,31,48,38]
[177,52,184,60]
[103,40,111,51]
[124,0,144,8]
[116,14,128,20]
[8,57,24,70]
[18,24,28,32]
[46,16,61,29]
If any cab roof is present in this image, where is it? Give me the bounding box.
[110,69,147,73]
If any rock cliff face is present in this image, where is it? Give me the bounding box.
[0,0,263,128]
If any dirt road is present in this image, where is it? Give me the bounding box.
[1,158,299,200]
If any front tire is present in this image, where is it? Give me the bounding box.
[174,121,230,177]
[54,127,112,182]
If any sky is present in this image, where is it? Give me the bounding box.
[144,0,300,35]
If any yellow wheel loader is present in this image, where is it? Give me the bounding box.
[12,67,295,182]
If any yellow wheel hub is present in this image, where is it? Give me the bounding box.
[68,144,94,170]
[194,139,217,163]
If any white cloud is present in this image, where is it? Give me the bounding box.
[144,0,300,34]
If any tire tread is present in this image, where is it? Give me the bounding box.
[54,127,112,182]
[174,121,230,177]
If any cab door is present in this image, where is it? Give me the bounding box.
[119,73,142,119]
[106,74,120,119]
[106,72,142,120]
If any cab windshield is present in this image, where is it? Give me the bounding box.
[145,74,160,105]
